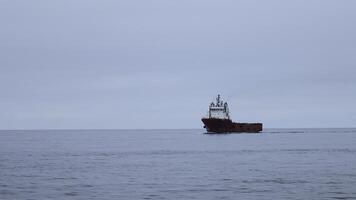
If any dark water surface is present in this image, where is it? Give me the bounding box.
[1,129,356,200]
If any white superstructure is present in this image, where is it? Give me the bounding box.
[208,95,230,119]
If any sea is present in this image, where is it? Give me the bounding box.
[0,128,356,200]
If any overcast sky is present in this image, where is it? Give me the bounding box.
[1,0,355,129]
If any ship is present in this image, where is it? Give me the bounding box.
[201,95,263,133]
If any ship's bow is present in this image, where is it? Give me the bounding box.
[201,118,233,133]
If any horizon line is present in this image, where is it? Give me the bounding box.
[0,127,356,131]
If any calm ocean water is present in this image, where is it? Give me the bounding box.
[1,129,356,200]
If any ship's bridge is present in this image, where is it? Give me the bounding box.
[208,95,230,119]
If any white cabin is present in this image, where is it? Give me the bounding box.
[208,95,230,119]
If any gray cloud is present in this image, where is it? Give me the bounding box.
[1,0,355,129]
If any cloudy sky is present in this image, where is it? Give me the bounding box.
[1,0,355,129]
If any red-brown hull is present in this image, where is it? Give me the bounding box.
[201,118,262,133]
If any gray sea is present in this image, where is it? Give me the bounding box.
[1,129,356,200]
